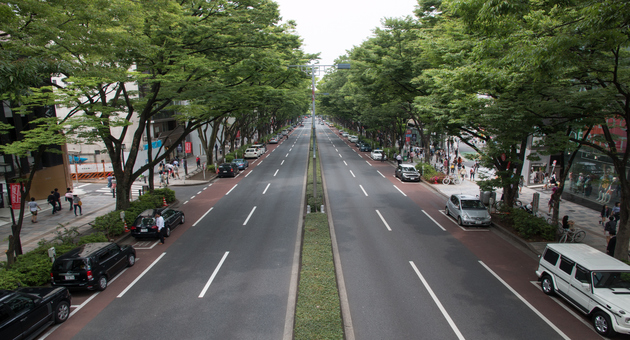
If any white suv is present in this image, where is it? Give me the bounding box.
[244,148,258,159]
[536,243,630,337]
[251,144,266,156]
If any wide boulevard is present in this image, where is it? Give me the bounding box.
[40,121,614,340]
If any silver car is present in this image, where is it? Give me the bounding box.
[445,194,491,227]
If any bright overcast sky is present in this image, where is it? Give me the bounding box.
[274,0,419,65]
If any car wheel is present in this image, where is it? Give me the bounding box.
[593,311,615,337]
[445,206,449,216]
[127,254,135,267]
[180,214,185,224]
[54,300,70,323]
[97,275,108,291]
[165,227,171,237]
[540,275,555,295]
[457,216,463,226]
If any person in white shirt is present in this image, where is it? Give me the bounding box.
[28,197,41,223]
[155,211,165,244]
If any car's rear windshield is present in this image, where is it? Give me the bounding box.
[54,259,89,272]
[461,200,486,209]
[140,217,156,227]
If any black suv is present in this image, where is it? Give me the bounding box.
[51,242,135,291]
[217,163,239,177]
[0,286,71,340]
[130,208,185,239]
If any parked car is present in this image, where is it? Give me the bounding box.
[130,208,185,239]
[281,130,288,136]
[342,132,349,137]
[371,149,384,160]
[244,148,258,159]
[51,242,136,291]
[348,135,358,143]
[359,143,372,152]
[0,286,71,339]
[232,158,249,170]
[445,194,491,227]
[537,243,630,337]
[218,163,239,177]
[251,144,266,156]
[395,164,421,182]
[269,137,278,144]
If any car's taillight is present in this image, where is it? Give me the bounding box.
[151,226,158,230]
[87,270,93,280]
[130,226,136,230]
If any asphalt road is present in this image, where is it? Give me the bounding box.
[317,124,598,340]
[44,126,310,340]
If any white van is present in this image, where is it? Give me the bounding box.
[536,243,630,337]
[251,144,266,156]
[244,148,258,159]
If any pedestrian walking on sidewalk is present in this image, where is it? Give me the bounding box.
[607,234,617,256]
[604,216,617,243]
[396,154,402,165]
[612,202,621,221]
[600,204,612,225]
[73,195,82,216]
[155,211,165,245]
[196,156,201,169]
[111,179,117,198]
[28,197,41,223]
[65,188,74,210]
[47,191,57,214]
[409,151,414,163]
[53,188,62,211]
[470,168,475,181]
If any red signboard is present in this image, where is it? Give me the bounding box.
[10,183,21,210]
[185,142,192,154]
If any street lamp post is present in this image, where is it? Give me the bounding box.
[288,63,350,199]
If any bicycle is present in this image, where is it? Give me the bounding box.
[442,174,461,185]
[558,227,586,243]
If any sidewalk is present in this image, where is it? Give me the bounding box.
[0,154,213,257]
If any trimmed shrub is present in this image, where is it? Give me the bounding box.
[92,211,125,238]
[207,164,216,172]
[500,208,556,241]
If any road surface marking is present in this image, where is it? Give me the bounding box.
[263,183,271,194]
[243,206,257,225]
[365,160,371,166]
[197,191,202,195]
[118,253,166,298]
[199,251,230,298]
[203,186,208,190]
[258,160,264,165]
[274,169,279,176]
[245,170,253,177]
[422,210,446,231]
[359,185,368,196]
[226,184,238,195]
[183,200,189,204]
[339,154,343,158]
[410,261,465,340]
[393,185,407,197]
[377,171,385,178]
[349,170,356,178]
[375,210,392,231]
[480,262,570,340]
[190,195,196,200]
[344,161,348,166]
[286,153,289,157]
[336,148,339,152]
[193,207,214,227]
[290,148,292,152]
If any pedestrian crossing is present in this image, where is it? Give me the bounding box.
[95,183,144,198]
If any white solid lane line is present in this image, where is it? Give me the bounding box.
[274,169,279,177]
[263,183,271,194]
[410,261,466,340]
[199,251,230,298]
[349,170,356,178]
[481,261,570,340]
[376,171,385,178]
[359,185,368,196]
[226,184,238,195]
[422,210,446,231]
[193,207,214,227]
[375,210,392,231]
[118,253,167,298]
[393,185,407,197]
[243,206,257,225]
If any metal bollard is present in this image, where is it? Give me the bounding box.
[307,205,311,214]
[321,205,325,213]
